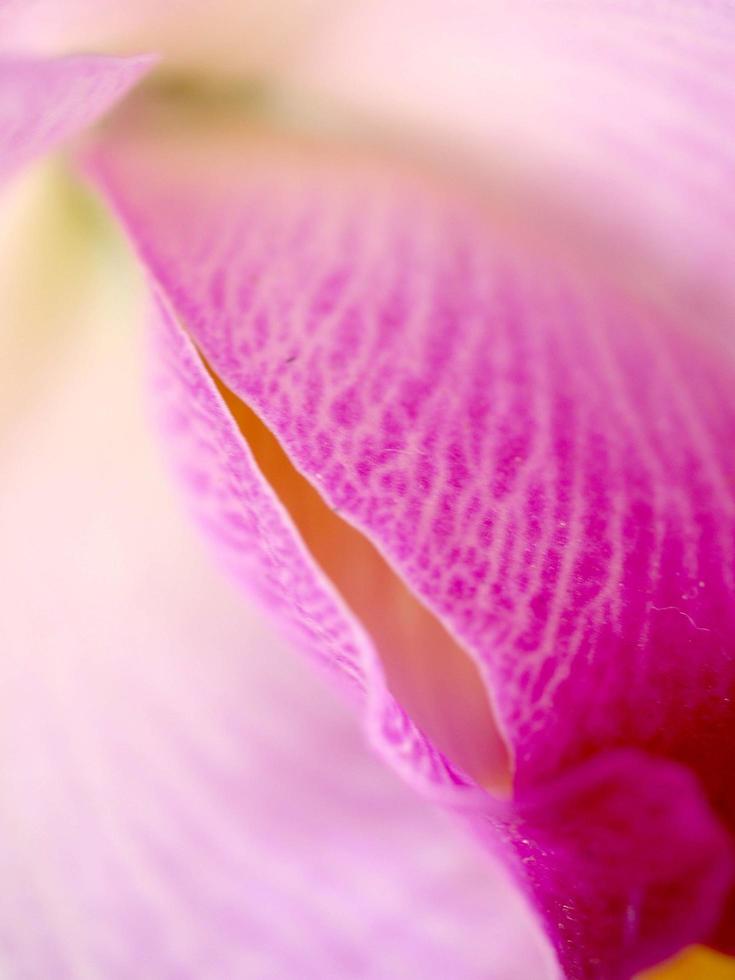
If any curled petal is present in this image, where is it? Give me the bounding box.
[0,53,152,187]
[145,287,734,980]
[81,112,735,975]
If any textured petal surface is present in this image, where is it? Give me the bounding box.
[0,52,152,187]
[142,277,733,980]
[81,110,735,977]
[0,242,554,979]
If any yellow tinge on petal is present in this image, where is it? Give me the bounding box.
[641,947,735,979]
[0,161,145,439]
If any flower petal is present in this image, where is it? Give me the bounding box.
[0,265,554,979]
[0,0,341,81]
[486,750,733,979]
[146,286,734,979]
[0,53,152,187]
[293,0,735,315]
[80,112,735,974]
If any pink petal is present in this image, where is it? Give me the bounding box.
[81,116,735,976]
[486,750,733,979]
[0,53,152,187]
[0,282,554,979]
[146,290,732,980]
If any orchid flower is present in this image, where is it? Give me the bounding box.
[2,2,735,978]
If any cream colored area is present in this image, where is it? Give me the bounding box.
[640,946,735,979]
[0,162,144,441]
[210,371,512,793]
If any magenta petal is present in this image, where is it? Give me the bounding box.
[82,123,735,974]
[489,750,734,978]
[144,287,734,980]
[0,53,152,186]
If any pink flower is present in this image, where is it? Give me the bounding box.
[2,3,735,978]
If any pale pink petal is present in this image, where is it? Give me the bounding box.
[0,276,554,979]
[293,0,735,315]
[0,53,152,187]
[0,0,341,80]
[81,114,735,976]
